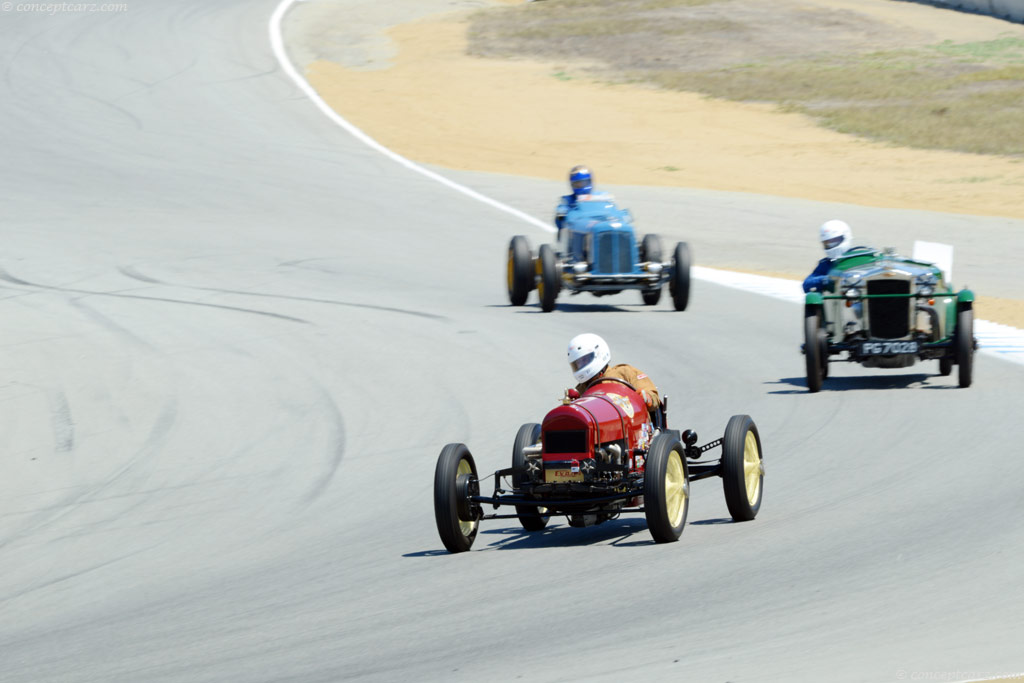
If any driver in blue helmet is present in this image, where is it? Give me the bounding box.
[555,165,608,234]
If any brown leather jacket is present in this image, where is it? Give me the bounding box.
[577,363,660,408]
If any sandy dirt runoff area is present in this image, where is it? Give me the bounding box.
[287,0,1024,326]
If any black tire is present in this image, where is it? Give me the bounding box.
[537,244,559,312]
[507,236,533,306]
[939,357,953,376]
[643,432,689,543]
[434,443,480,553]
[804,311,824,393]
[722,415,763,522]
[669,242,691,311]
[640,234,663,306]
[955,306,974,388]
[819,328,830,380]
[512,423,548,531]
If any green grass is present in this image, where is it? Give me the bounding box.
[930,37,1024,62]
[663,47,1024,155]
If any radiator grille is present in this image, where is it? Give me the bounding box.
[867,279,911,339]
[594,232,633,273]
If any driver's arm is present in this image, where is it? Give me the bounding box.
[802,258,835,293]
[555,194,573,230]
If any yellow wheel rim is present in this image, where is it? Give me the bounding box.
[743,431,762,506]
[457,458,477,536]
[535,258,545,299]
[664,451,688,528]
[507,251,514,292]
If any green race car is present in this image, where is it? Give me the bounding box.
[803,247,976,392]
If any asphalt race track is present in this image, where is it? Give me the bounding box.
[2,2,1023,681]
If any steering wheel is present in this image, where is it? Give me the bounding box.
[589,376,638,393]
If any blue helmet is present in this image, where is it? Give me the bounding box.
[569,165,593,196]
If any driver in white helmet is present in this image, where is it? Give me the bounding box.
[803,219,854,293]
[567,333,660,410]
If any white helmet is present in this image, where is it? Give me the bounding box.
[567,333,611,384]
[820,219,852,259]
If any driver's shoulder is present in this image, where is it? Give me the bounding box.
[606,363,639,378]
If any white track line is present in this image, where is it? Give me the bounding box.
[268,0,1024,368]
[268,0,552,233]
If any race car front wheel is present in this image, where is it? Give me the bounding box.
[507,235,533,306]
[537,244,559,312]
[434,443,480,553]
[669,242,691,311]
[804,311,825,393]
[955,305,974,388]
[640,234,663,306]
[644,433,689,543]
[512,423,549,531]
[722,415,763,522]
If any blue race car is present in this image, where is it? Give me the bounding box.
[507,195,691,312]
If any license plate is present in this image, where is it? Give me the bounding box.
[545,468,583,483]
[859,340,919,355]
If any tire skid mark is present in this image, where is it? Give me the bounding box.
[119,263,448,321]
[202,64,279,86]
[2,26,56,89]
[47,391,74,454]
[0,476,253,518]
[73,90,144,130]
[0,269,35,287]
[117,265,160,284]
[0,298,178,551]
[0,265,309,325]
[68,296,154,351]
[296,374,346,506]
[112,57,198,101]
[0,543,162,608]
[0,401,178,552]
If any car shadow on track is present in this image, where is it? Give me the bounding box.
[689,517,732,526]
[766,373,958,394]
[406,516,740,555]
[488,303,638,313]
[478,520,653,549]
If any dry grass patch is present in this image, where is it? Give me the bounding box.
[469,1,1024,156]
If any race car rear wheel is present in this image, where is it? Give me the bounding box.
[939,356,953,376]
[804,311,825,393]
[537,244,559,312]
[507,235,533,306]
[434,443,480,553]
[955,305,974,388]
[722,415,763,521]
[640,234,663,306]
[512,423,549,531]
[644,433,689,543]
[669,242,691,311]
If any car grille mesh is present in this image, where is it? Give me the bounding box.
[544,430,587,454]
[867,279,911,339]
[595,232,632,274]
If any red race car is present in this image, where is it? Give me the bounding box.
[433,378,764,552]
